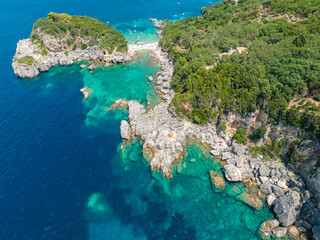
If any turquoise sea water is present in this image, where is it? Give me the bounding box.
[0,0,275,239]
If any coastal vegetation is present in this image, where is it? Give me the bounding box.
[160,0,320,141]
[31,12,128,53]
[14,56,35,66]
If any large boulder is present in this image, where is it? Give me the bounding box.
[259,164,271,177]
[266,194,277,207]
[223,164,242,182]
[273,190,301,227]
[260,181,273,195]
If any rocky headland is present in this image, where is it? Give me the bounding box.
[12,12,130,79]
[118,22,320,240]
[12,38,131,79]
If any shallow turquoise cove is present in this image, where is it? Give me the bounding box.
[116,140,274,240]
[81,51,162,126]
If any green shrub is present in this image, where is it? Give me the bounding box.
[250,140,285,160]
[30,33,40,43]
[64,51,69,56]
[81,43,87,50]
[314,94,320,102]
[41,48,48,56]
[232,128,247,144]
[250,125,267,141]
[48,12,72,23]
[72,44,77,50]
[286,145,307,165]
[15,56,35,66]
[221,122,227,131]
[89,39,96,46]
[66,39,74,46]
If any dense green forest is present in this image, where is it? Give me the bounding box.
[31,12,128,53]
[160,0,320,141]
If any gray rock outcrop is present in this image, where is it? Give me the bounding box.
[223,164,242,182]
[12,38,131,79]
[273,190,302,227]
[120,120,131,140]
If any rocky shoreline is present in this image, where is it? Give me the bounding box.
[12,38,132,79]
[118,24,320,240]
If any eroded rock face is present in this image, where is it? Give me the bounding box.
[12,62,40,78]
[273,190,301,227]
[120,120,131,140]
[12,39,130,79]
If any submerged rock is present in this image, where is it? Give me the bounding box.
[223,164,242,182]
[80,64,86,69]
[86,193,109,214]
[110,99,128,109]
[236,192,263,210]
[209,170,225,192]
[259,219,280,239]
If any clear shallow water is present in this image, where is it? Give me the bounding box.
[0,0,275,239]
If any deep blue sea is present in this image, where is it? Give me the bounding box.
[0,1,274,239]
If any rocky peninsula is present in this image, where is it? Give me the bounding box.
[118,19,320,240]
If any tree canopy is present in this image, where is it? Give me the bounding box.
[160,0,320,140]
[31,12,128,53]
